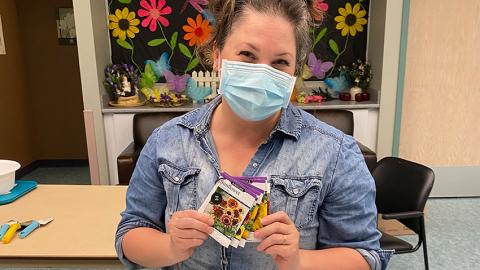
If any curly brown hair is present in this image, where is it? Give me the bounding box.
[196,0,323,76]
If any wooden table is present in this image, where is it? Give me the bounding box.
[0,184,127,268]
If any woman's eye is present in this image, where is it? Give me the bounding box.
[274,59,289,66]
[239,51,255,59]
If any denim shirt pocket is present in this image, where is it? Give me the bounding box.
[159,162,200,218]
[270,176,323,229]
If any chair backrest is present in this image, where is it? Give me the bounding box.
[133,112,185,147]
[133,110,353,147]
[373,157,435,232]
[309,110,354,136]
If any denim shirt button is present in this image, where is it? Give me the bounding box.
[174,176,180,181]
[292,187,300,195]
[252,163,258,168]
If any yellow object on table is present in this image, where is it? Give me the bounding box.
[2,222,20,244]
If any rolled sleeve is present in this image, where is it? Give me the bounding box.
[115,128,168,269]
[318,135,392,269]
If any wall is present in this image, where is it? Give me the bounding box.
[0,0,33,166]
[16,0,87,160]
[368,0,404,158]
[400,0,480,196]
[73,0,111,184]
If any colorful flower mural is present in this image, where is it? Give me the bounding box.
[108,0,370,82]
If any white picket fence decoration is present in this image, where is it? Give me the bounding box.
[191,70,220,95]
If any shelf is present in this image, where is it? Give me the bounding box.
[102,99,379,114]
[102,97,379,114]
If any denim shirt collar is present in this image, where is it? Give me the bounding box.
[178,95,303,140]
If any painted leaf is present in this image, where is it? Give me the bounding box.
[170,32,178,50]
[179,43,192,58]
[116,39,133,50]
[314,27,327,47]
[186,58,200,72]
[329,39,339,55]
[117,0,131,3]
[147,39,166,47]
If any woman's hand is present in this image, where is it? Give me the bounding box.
[254,211,300,270]
[167,210,214,262]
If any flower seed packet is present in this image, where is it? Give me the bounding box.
[230,182,267,248]
[198,178,256,248]
[231,179,270,247]
[239,192,270,247]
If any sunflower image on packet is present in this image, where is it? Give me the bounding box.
[230,203,259,248]
[239,192,269,247]
[198,178,256,248]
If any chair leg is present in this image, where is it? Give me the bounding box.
[420,216,429,270]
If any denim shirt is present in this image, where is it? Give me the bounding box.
[115,96,392,270]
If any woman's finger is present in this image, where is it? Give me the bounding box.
[256,233,289,252]
[172,217,214,234]
[173,210,214,226]
[260,211,294,227]
[254,221,290,240]
[170,227,209,240]
[264,245,292,259]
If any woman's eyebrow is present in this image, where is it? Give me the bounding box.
[242,42,259,52]
[275,52,293,58]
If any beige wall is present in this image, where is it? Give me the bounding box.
[399,0,480,166]
[0,0,87,167]
[16,0,87,160]
[0,0,34,166]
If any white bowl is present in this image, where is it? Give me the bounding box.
[0,160,21,195]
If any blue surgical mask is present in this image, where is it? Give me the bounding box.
[218,60,296,122]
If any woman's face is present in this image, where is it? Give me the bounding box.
[214,8,297,76]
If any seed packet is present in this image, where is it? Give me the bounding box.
[219,173,270,248]
[198,178,256,248]
[238,192,270,247]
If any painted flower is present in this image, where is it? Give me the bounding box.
[183,14,212,47]
[313,0,328,11]
[334,3,367,37]
[312,0,328,21]
[138,0,173,32]
[221,215,232,226]
[232,218,239,226]
[212,206,224,218]
[220,200,227,207]
[108,7,140,41]
[227,198,239,209]
[225,208,233,217]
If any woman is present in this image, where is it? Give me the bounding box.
[116,0,391,269]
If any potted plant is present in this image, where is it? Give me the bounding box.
[103,63,144,107]
[340,60,372,101]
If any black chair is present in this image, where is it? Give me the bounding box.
[310,110,378,173]
[373,157,435,270]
